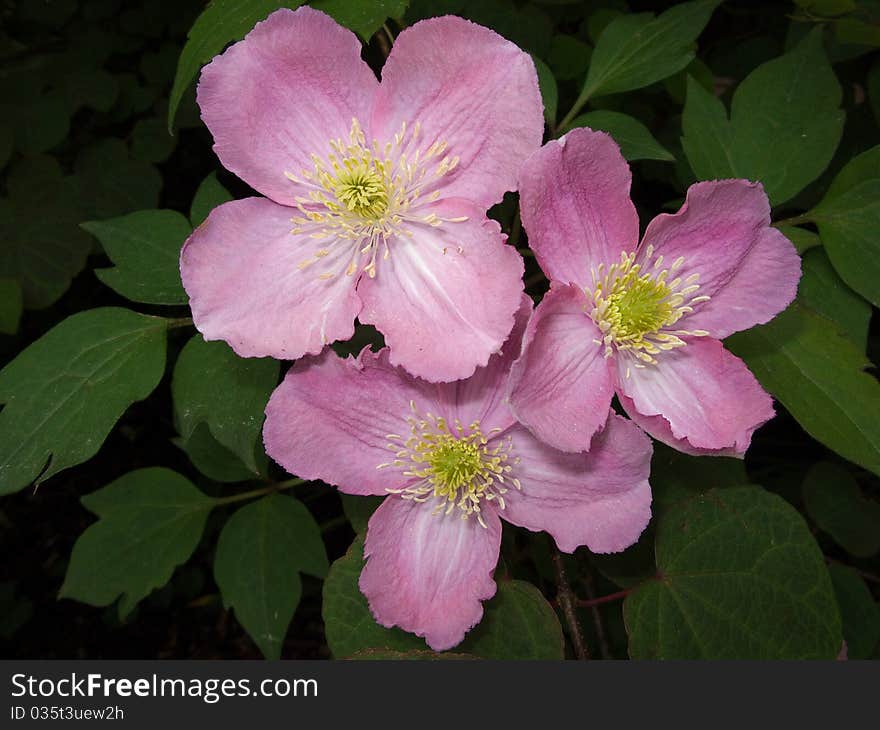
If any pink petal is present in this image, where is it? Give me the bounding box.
[360,496,501,651]
[637,180,772,309]
[683,226,801,339]
[357,201,524,382]
[180,197,362,359]
[519,127,639,287]
[507,285,615,453]
[502,417,653,554]
[371,16,543,209]
[263,349,431,496]
[197,7,378,207]
[433,294,533,435]
[616,337,775,454]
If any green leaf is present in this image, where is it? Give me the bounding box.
[174,423,264,483]
[75,139,162,220]
[809,145,880,307]
[131,118,177,164]
[323,535,564,658]
[649,443,749,512]
[532,56,558,126]
[726,303,880,478]
[799,248,871,351]
[190,172,233,227]
[776,225,820,254]
[0,278,23,335]
[60,468,213,618]
[802,461,880,558]
[547,34,591,81]
[84,210,190,306]
[625,486,842,659]
[14,94,70,155]
[828,564,880,660]
[580,0,720,101]
[0,124,12,170]
[61,68,119,113]
[172,335,279,473]
[168,1,307,131]
[214,494,328,659]
[340,493,383,534]
[682,29,845,206]
[312,0,408,38]
[0,309,168,495]
[565,111,674,161]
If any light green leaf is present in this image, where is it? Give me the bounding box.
[172,335,279,473]
[323,535,564,658]
[60,468,213,618]
[532,56,558,126]
[828,564,880,660]
[565,110,674,161]
[0,278,23,335]
[312,0,408,38]
[682,29,845,206]
[84,210,190,305]
[625,486,842,658]
[580,0,720,101]
[0,309,168,495]
[726,303,880,478]
[190,172,233,227]
[215,494,328,659]
[168,1,307,131]
[802,461,880,558]
[809,145,880,307]
[799,248,871,351]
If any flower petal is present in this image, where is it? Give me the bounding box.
[180,197,361,359]
[371,16,544,208]
[682,226,801,339]
[519,127,639,287]
[357,201,524,382]
[360,496,501,651]
[263,348,433,496]
[433,294,533,435]
[638,180,772,306]
[616,337,775,454]
[502,417,653,554]
[507,285,615,453]
[197,7,378,206]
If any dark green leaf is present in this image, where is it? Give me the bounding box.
[340,493,383,534]
[776,225,819,254]
[625,486,842,658]
[14,94,70,155]
[84,210,190,305]
[190,172,233,227]
[565,110,674,161]
[214,494,328,659]
[828,564,880,660]
[0,278,23,335]
[174,424,263,483]
[799,248,871,351]
[168,1,307,131]
[0,309,168,495]
[131,118,177,164]
[532,56,557,126]
[809,145,880,307]
[60,468,213,618]
[172,335,279,473]
[650,443,749,512]
[727,303,880,478]
[547,34,591,81]
[802,461,880,558]
[312,0,408,38]
[75,139,162,220]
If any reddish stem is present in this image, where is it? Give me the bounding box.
[574,589,631,608]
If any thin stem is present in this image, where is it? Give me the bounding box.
[555,88,591,137]
[583,573,612,660]
[166,317,194,329]
[508,205,522,249]
[772,213,812,228]
[553,552,590,660]
[575,588,631,608]
[826,557,880,584]
[524,271,547,289]
[213,477,305,506]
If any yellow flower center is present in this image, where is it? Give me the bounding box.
[379,402,520,528]
[285,118,465,280]
[589,246,710,369]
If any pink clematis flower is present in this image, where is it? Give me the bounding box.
[180,7,544,382]
[508,128,801,456]
[263,296,653,650]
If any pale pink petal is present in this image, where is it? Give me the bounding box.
[197,7,378,206]
[507,285,615,453]
[637,180,772,306]
[616,338,775,454]
[181,198,361,359]
[357,201,524,382]
[518,128,639,287]
[263,349,430,496]
[371,15,543,208]
[502,417,652,554]
[616,393,743,458]
[360,496,501,651]
[682,226,801,339]
[433,294,532,435]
